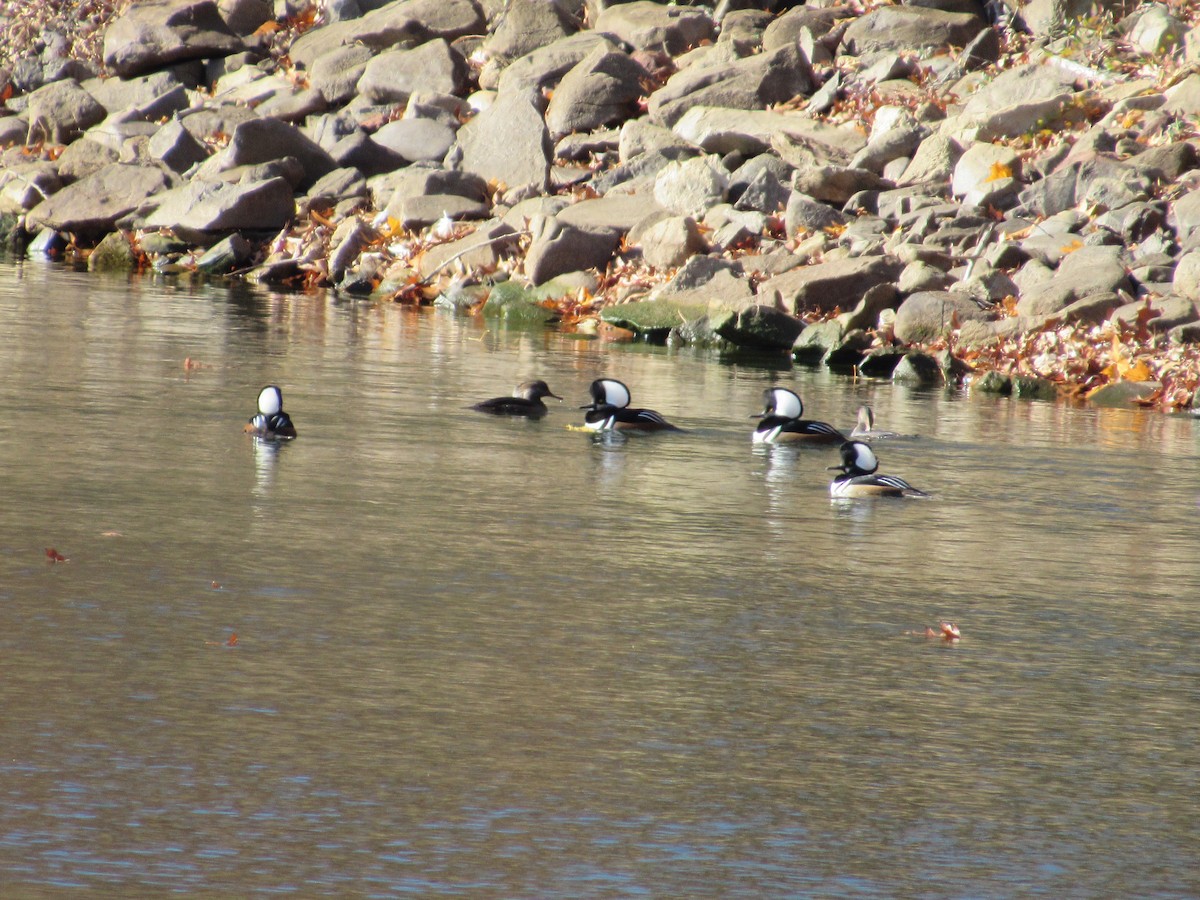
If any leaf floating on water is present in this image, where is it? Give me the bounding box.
[45,547,68,563]
[205,632,238,648]
[904,622,960,642]
[211,581,222,590]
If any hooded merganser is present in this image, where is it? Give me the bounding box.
[471,380,562,417]
[582,378,680,432]
[828,440,927,498]
[244,385,297,439]
[848,405,900,440]
[752,388,845,444]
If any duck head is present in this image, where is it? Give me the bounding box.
[756,387,803,420]
[829,440,879,476]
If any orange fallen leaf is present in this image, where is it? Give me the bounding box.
[984,160,1013,182]
[45,547,68,562]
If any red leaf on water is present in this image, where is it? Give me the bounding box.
[45,547,68,563]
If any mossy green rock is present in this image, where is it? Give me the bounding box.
[714,304,804,351]
[972,369,1012,395]
[1012,374,1059,400]
[601,299,710,338]
[792,319,844,365]
[481,281,555,325]
[892,351,942,385]
[138,232,189,256]
[87,231,137,272]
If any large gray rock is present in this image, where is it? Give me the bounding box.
[1015,245,1132,319]
[842,6,985,55]
[525,214,621,285]
[147,119,210,173]
[496,32,618,95]
[593,0,716,54]
[289,0,485,67]
[457,90,551,202]
[26,163,175,237]
[0,164,63,215]
[372,118,457,164]
[195,118,337,190]
[142,176,296,241]
[103,0,246,78]
[357,40,467,104]
[309,44,375,106]
[648,44,814,128]
[760,255,904,316]
[544,47,648,139]
[556,193,666,235]
[637,215,706,268]
[481,0,578,63]
[25,80,107,144]
[653,155,728,218]
[959,62,1079,141]
[894,291,992,343]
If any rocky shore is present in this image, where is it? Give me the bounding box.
[3,0,1200,411]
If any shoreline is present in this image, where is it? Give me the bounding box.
[2,0,1200,415]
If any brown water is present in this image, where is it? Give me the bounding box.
[1,261,1198,897]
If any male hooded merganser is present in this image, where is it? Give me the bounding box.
[828,440,927,498]
[244,385,297,439]
[582,378,680,432]
[471,380,561,417]
[751,387,845,444]
[848,405,900,440]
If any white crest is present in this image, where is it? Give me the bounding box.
[768,388,803,420]
[598,379,632,409]
[849,440,878,473]
[258,385,282,416]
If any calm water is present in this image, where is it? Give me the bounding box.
[1,261,1198,897]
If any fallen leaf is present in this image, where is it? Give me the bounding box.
[45,547,68,562]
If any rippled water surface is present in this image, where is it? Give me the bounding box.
[1,262,1198,897]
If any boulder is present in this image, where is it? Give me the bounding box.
[524,214,621,285]
[481,0,578,63]
[842,6,985,55]
[761,255,904,316]
[544,47,649,139]
[289,0,485,67]
[196,117,337,191]
[309,44,375,106]
[0,164,63,214]
[457,89,551,202]
[637,215,706,269]
[24,80,107,144]
[495,32,619,95]
[26,163,176,238]
[357,40,467,105]
[653,156,728,218]
[715,304,804,351]
[648,44,814,128]
[1015,245,1132,319]
[893,290,991,343]
[594,1,715,54]
[372,118,457,164]
[103,0,246,78]
[142,176,296,241]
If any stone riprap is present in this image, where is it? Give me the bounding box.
[3,0,1200,408]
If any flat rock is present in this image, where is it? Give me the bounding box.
[556,192,664,235]
[842,6,985,55]
[648,44,814,129]
[142,176,296,241]
[103,0,246,78]
[289,0,485,68]
[195,117,337,191]
[372,118,457,164]
[674,107,864,161]
[26,163,176,238]
[309,44,375,106]
[496,32,618,95]
[760,255,904,316]
[1015,245,1132,319]
[593,1,716,54]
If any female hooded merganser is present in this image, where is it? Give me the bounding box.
[828,440,927,498]
[848,405,900,440]
[752,387,845,444]
[244,385,297,439]
[471,380,561,417]
[582,378,680,432]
